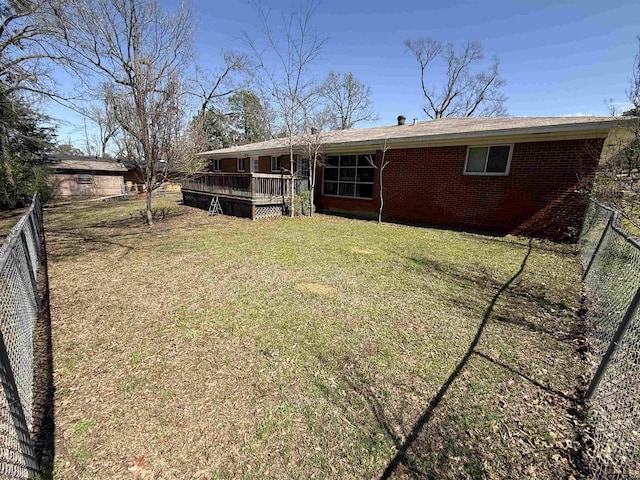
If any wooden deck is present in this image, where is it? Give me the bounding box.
[181,173,296,219]
[181,173,293,205]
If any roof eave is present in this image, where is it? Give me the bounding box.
[198,119,623,159]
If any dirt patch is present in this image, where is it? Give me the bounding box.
[295,282,337,295]
[351,247,375,255]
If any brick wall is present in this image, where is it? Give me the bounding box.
[316,138,604,241]
[50,171,124,198]
[209,155,294,174]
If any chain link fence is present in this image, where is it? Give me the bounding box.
[0,194,47,478]
[579,198,640,479]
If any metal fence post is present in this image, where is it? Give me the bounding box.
[582,211,616,281]
[585,285,640,401]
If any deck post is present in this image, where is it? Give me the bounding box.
[251,204,256,221]
[251,174,255,198]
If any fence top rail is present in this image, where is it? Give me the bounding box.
[589,197,618,214]
[611,221,640,250]
[588,197,640,250]
[0,194,40,268]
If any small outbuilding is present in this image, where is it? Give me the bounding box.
[47,155,127,199]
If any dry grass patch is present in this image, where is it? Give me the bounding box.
[351,247,375,255]
[295,282,337,296]
[46,198,586,479]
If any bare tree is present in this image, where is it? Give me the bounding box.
[244,0,326,216]
[298,110,332,216]
[0,0,70,185]
[405,37,507,119]
[183,51,249,160]
[192,52,248,118]
[366,141,391,223]
[79,85,121,157]
[319,71,377,129]
[594,37,640,225]
[55,0,195,225]
[0,0,68,96]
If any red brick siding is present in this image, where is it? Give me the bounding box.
[208,155,297,174]
[206,158,237,172]
[316,138,604,241]
[261,155,294,173]
[259,156,271,173]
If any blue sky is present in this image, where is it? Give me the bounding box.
[52,0,640,147]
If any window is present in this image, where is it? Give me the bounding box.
[213,159,221,172]
[464,145,512,175]
[250,157,259,173]
[298,157,310,178]
[237,158,246,172]
[77,174,93,184]
[271,156,281,172]
[323,154,374,199]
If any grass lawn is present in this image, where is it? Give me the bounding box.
[0,206,29,241]
[45,198,586,479]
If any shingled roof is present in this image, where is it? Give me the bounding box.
[47,155,128,172]
[199,116,621,158]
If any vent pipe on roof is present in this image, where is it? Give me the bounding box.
[413,118,418,125]
[397,115,406,126]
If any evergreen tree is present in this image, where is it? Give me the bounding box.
[0,87,55,209]
[200,90,270,149]
[228,90,270,143]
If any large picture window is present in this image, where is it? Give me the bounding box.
[323,154,374,199]
[464,145,512,175]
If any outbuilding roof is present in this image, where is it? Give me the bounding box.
[199,116,622,158]
[47,155,128,172]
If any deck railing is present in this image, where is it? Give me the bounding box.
[181,173,294,200]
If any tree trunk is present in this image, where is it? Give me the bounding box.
[0,121,13,185]
[146,187,153,226]
[309,166,314,218]
[309,154,318,217]
[145,167,155,226]
[289,148,295,217]
[378,169,384,224]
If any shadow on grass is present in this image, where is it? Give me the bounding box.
[377,240,535,479]
[44,213,152,260]
[473,351,577,403]
[45,202,190,260]
[32,233,56,478]
[46,227,138,260]
[493,314,576,344]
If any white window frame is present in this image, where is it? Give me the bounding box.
[271,156,281,172]
[213,159,222,172]
[250,156,259,173]
[298,157,310,178]
[463,145,513,176]
[237,157,246,172]
[322,153,375,200]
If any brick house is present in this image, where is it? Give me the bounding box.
[187,116,620,240]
